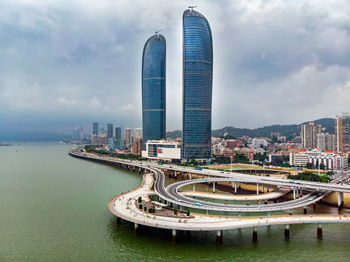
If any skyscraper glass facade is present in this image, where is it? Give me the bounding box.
[107,123,113,139]
[93,122,99,135]
[142,34,166,150]
[182,9,213,160]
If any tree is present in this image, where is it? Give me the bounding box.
[306,162,314,169]
[139,204,142,209]
[174,208,178,215]
[186,209,191,216]
[138,196,142,203]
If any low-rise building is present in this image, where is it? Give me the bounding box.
[92,134,108,145]
[290,149,348,171]
[142,140,181,161]
[268,154,284,165]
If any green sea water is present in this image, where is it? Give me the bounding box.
[1,143,350,262]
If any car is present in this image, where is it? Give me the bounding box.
[194,203,202,206]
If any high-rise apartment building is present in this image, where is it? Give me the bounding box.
[182,8,213,160]
[317,133,335,152]
[124,128,133,148]
[115,127,121,140]
[336,113,350,153]
[107,123,113,139]
[93,122,99,135]
[142,33,166,150]
[133,128,142,139]
[73,126,83,141]
[301,123,322,149]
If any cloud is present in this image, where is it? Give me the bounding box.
[0,0,349,133]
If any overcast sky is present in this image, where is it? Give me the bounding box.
[0,0,349,133]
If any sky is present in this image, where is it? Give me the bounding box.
[0,0,349,134]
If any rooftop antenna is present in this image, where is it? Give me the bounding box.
[155,29,162,37]
[189,6,197,12]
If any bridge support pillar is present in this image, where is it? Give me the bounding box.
[262,184,264,193]
[267,185,270,192]
[233,182,237,193]
[317,224,322,238]
[338,192,344,207]
[134,223,139,235]
[252,227,258,242]
[193,184,195,192]
[216,230,223,244]
[190,173,192,180]
[267,211,271,216]
[213,182,216,193]
[289,209,293,216]
[284,224,290,239]
[293,188,296,199]
[256,183,259,195]
[172,229,177,243]
[238,182,241,189]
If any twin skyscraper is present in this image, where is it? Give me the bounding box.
[142,8,213,160]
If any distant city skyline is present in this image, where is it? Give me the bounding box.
[0,0,349,133]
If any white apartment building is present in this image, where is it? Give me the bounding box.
[301,123,322,149]
[251,138,268,148]
[317,133,335,152]
[290,149,348,171]
[142,140,181,161]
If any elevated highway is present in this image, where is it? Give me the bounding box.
[69,147,350,212]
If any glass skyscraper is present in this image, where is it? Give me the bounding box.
[142,33,166,150]
[182,9,213,160]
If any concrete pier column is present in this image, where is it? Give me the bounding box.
[256,183,259,195]
[262,184,264,193]
[238,182,241,189]
[252,227,258,242]
[293,188,296,199]
[134,223,139,235]
[206,209,209,215]
[172,229,177,243]
[193,184,195,192]
[338,192,344,207]
[317,224,322,238]
[288,209,293,216]
[267,211,271,216]
[267,184,270,192]
[190,173,192,180]
[216,230,223,244]
[233,182,237,193]
[300,188,303,196]
[284,224,290,239]
[296,188,299,198]
[213,182,216,193]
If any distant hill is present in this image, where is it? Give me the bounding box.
[0,130,71,142]
[166,118,335,139]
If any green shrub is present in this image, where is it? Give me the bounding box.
[139,204,142,209]
[138,196,142,203]
[186,209,190,216]
[174,208,178,215]
[144,206,147,212]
